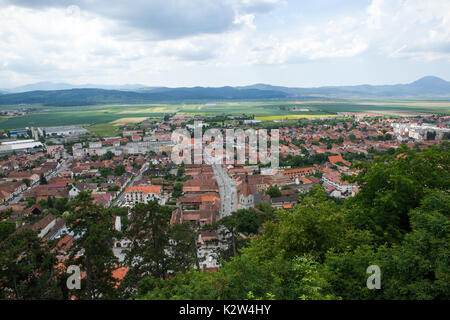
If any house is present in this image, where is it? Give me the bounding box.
[270,195,298,209]
[125,185,166,205]
[16,214,57,238]
[91,193,113,207]
[328,155,351,167]
[131,134,142,142]
[23,184,69,202]
[0,190,13,204]
[69,186,81,198]
[322,172,357,197]
[281,167,316,180]
[6,171,40,183]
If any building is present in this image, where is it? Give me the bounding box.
[0,140,43,154]
[281,167,316,180]
[38,125,89,137]
[328,155,351,167]
[322,172,357,197]
[125,185,166,205]
[392,123,450,141]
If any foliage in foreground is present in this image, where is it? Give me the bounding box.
[137,143,450,300]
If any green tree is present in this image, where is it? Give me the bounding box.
[121,201,172,296]
[39,173,47,185]
[169,222,201,272]
[324,190,450,300]
[55,197,68,214]
[173,182,183,198]
[0,229,62,299]
[99,167,112,178]
[22,178,31,187]
[102,151,114,160]
[47,196,54,209]
[266,186,282,198]
[113,165,126,176]
[66,191,119,300]
[344,142,450,243]
[0,221,15,241]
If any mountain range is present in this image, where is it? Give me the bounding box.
[0,76,449,106]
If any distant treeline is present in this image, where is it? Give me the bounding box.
[0,87,288,106]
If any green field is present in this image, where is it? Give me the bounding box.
[0,100,449,134]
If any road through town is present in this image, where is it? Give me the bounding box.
[212,163,237,218]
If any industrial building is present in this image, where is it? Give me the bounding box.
[38,125,89,137]
[0,139,43,154]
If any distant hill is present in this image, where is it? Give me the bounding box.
[238,76,450,98]
[3,82,146,93]
[0,87,288,106]
[0,76,448,106]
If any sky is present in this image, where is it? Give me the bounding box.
[0,0,449,88]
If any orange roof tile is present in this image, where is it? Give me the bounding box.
[125,185,162,195]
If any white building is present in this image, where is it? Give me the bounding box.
[322,172,357,195]
[0,139,43,154]
[125,185,167,206]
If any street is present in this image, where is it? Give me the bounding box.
[212,163,237,218]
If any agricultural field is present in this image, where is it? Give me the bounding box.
[85,123,121,137]
[255,114,337,121]
[0,100,448,132]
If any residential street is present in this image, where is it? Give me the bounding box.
[212,163,237,218]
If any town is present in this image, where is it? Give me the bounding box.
[0,112,449,296]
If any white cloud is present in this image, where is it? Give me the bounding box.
[364,0,450,61]
[2,0,239,39]
[0,0,448,87]
[238,0,282,14]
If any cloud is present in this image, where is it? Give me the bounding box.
[365,0,450,61]
[154,40,217,62]
[238,0,282,14]
[1,0,238,39]
[0,0,449,87]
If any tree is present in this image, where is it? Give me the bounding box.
[65,191,120,300]
[39,173,47,185]
[113,165,126,176]
[0,229,63,299]
[207,214,241,262]
[55,197,68,214]
[22,179,31,187]
[172,182,183,198]
[135,143,449,301]
[169,222,201,273]
[101,151,114,160]
[0,221,15,241]
[266,186,282,198]
[324,190,450,300]
[250,186,369,263]
[99,167,112,178]
[47,196,54,209]
[121,201,172,296]
[344,142,450,243]
[206,208,270,263]
[177,166,185,177]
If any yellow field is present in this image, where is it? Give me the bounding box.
[355,101,450,108]
[255,114,338,121]
[109,117,148,126]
